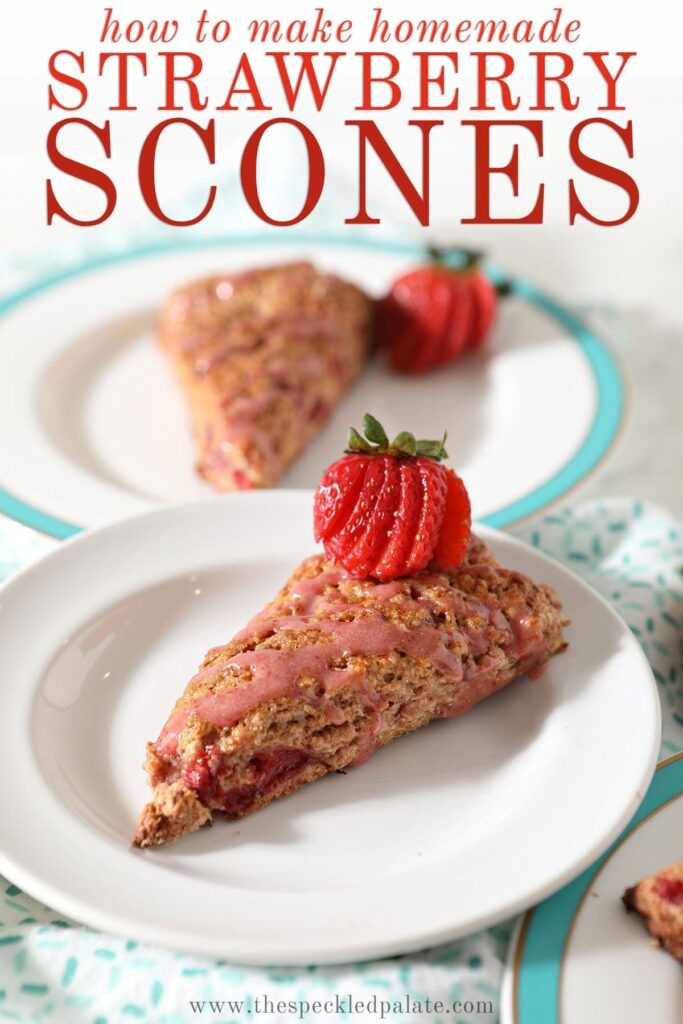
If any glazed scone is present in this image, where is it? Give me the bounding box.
[624,859,683,962]
[158,262,373,490]
[134,535,568,847]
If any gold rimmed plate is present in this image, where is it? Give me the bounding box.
[503,751,683,1024]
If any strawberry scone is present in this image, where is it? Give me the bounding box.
[133,417,568,848]
[158,262,372,491]
[624,859,683,962]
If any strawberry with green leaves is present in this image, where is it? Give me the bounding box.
[313,414,471,581]
[377,248,509,373]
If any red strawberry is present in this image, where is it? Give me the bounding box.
[313,454,368,541]
[322,456,387,569]
[337,456,401,577]
[182,744,217,799]
[313,415,471,581]
[372,458,422,580]
[379,267,469,374]
[377,249,504,372]
[432,469,472,571]
[403,457,449,574]
[466,269,498,349]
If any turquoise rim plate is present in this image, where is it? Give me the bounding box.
[510,750,683,1023]
[0,232,625,539]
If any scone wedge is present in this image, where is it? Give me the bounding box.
[158,262,372,491]
[134,536,568,848]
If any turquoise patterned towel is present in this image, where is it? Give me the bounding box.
[0,498,682,1023]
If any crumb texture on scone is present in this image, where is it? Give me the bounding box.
[624,859,683,962]
[158,261,373,491]
[133,535,568,847]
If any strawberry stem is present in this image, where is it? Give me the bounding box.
[426,244,445,265]
[460,248,484,270]
[392,431,417,457]
[425,247,513,300]
[426,244,483,271]
[345,415,449,461]
[362,413,388,446]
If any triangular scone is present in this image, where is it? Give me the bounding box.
[158,262,372,491]
[624,860,683,962]
[134,536,568,847]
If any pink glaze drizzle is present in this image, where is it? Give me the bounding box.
[156,558,553,765]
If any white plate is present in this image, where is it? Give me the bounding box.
[0,492,659,965]
[0,237,623,537]
[503,753,683,1024]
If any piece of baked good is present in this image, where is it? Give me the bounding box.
[624,859,683,962]
[133,535,568,847]
[158,262,372,490]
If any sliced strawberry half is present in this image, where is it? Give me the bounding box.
[432,469,472,571]
[342,457,402,577]
[314,454,368,542]
[312,414,470,581]
[403,458,449,574]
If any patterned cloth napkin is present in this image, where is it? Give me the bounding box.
[0,497,682,1024]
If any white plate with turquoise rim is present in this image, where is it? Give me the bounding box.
[0,492,660,964]
[0,234,624,539]
[502,752,683,1024]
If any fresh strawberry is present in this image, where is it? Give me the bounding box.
[377,248,505,372]
[372,458,423,581]
[337,457,401,577]
[466,268,498,349]
[313,414,471,581]
[404,457,449,574]
[443,273,475,362]
[432,469,472,571]
[315,454,378,557]
[322,456,387,571]
[313,454,367,541]
[379,267,469,374]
